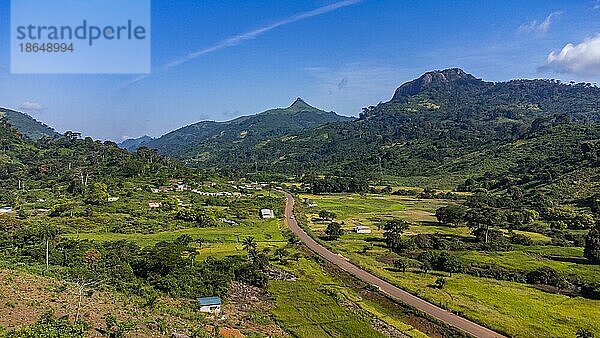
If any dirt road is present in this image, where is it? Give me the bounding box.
[283,192,507,338]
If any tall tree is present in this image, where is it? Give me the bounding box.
[38,224,59,270]
[325,222,343,240]
[435,205,467,227]
[584,225,600,264]
[383,219,409,250]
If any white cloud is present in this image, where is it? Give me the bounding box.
[126,0,363,87]
[519,11,562,34]
[544,34,600,76]
[19,101,44,111]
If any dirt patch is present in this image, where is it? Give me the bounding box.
[0,269,287,337]
[220,282,288,337]
[0,269,173,337]
[376,254,398,266]
[266,267,297,281]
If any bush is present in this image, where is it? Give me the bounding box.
[7,311,87,337]
[526,267,568,288]
[509,233,533,246]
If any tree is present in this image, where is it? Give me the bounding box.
[435,205,467,227]
[435,277,447,289]
[394,258,408,272]
[38,224,59,270]
[325,222,343,240]
[576,328,595,338]
[526,267,566,288]
[383,219,409,250]
[242,236,257,257]
[318,210,336,221]
[381,185,393,194]
[585,226,600,264]
[85,182,109,205]
[174,234,193,246]
[440,255,462,276]
[466,207,505,244]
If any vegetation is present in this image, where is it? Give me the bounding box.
[300,192,600,337]
[2,68,600,337]
[585,225,600,263]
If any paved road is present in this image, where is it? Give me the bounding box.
[283,192,507,338]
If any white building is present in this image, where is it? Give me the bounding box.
[0,207,13,213]
[107,197,119,202]
[260,209,275,218]
[197,297,221,313]
[354,226,372,234]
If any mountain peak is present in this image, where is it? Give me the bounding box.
[391,68,480,101]
[288,97,316,111]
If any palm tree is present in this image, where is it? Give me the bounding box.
[38,224,59,270]
[242,236,257,253]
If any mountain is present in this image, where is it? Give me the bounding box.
[0,107,58,140]
[391,68,481,101]
[160,68,599,198]
[118,135,154,151]
[138,98,353,156]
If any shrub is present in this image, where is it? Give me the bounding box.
[526,267,568,288]
[509,233,533,246]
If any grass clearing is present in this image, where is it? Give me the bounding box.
[269,258,386,338]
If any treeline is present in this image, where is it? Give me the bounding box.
[301,176,369,194]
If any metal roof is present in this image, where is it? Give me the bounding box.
[197,296,221,306]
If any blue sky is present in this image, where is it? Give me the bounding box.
[1,0,599,141]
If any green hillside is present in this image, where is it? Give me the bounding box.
[159,69,599,199]
[0,107,59,140]
[134,98,353,157]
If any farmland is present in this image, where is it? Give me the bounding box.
[299,192,600,337]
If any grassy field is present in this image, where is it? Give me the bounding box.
[66,217,285,241]
[299,193,600,338]
[456,250,600,284]
[269,257,427,338]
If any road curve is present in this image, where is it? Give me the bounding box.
[283,192,507,338]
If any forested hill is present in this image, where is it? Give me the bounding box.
[0,107,59,140]
[170,69,599,197]
[0,119,200,206]
[127,98,353,155]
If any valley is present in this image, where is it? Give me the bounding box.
[0,68,599,337]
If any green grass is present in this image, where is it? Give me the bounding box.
[457,250,600,284]
[269,258,386,338]
[298,193,600,338]
[66,219,285,246]
[520,245,584,257]
[341,247,600,338]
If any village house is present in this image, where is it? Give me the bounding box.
[148,202,161,209]
[354,225,372,234]
[260,209,275,219]
[107,197,119,202]
[197,296,221,313]
[0,206,13,213]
